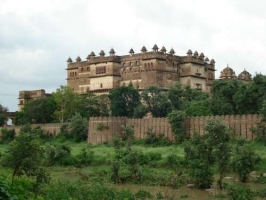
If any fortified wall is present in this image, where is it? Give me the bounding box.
[88,115,261,144]
[0,123,62,137]
[0,115,261,144]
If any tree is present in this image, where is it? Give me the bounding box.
[167,110,186,143]
[53,86,82,122]
[184,119,232,189]
[0,103,8,126]
[210,79,243,115]
[18,97,57,124]
[184,133,214,189]
[109,85,140,117]
[79,93,110,119]
[141,86,172,117]
[231,140,260,182]
[4,125,49,185]
[182,100,212,116]
[68,112,88,142]
[168,82,184,110]
[205,119,231,189]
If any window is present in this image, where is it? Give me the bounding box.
[96,66,106,74]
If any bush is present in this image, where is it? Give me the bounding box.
[231,142,260,182]
[144,128,172,146]
[1,128,16,143]
[44,144,73,166]
[75,148,94,167]
[226,184,254,200]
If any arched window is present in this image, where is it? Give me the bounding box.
[151,62,153,70]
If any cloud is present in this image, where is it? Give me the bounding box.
[1,0,266,111]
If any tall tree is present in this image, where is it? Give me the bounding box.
[210,79,243,115]
[0,103,8,126]
[52,86,81,122]
[141,86,172,117]
[19,97,57,124]
[109,85,140,117]
[79,93,110,119]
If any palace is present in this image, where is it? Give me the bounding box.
[17,45,253,111]
[66,45,216,94]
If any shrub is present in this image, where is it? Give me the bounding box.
[144,128,172,146]
[1,128,16,143]
[75,148,94,167]
[231,142,260,182]
[44,144,73,166]
[226,184,254,200]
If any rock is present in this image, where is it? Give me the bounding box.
[249,171,256,175]
[205,188,215,192]
[224,176,233,180]
[263,173,266,177]
[187,184,195,188]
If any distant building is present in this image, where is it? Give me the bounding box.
[66,45,216,95]
[18,89,51,111]
[219,65,252,82]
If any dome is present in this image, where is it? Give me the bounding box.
[141,46,147,53]
[67,57,72,63]
[152,44,159,52]
[219,65,237,80]
[76,56,81,62]
[238,69,252,81]
[187,49,192,56]
[169,48,175,55]
[160,46,167,53]
[99,50,105,57]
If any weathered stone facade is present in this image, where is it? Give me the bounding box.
[219,65,252,82]
[18,89,51,111]
[88,115,261,144]
[66,45,216,94]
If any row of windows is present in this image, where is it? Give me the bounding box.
[69,72,77,77]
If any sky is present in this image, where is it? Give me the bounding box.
[1,0,266,111]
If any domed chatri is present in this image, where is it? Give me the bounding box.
[67,57,72,63]
[109,48,116,56]
[160,46,167,54]
[219,65,237,80]
[152,44,159,52]
[99,50,105,57]
[186,49,192,56]
[238,69,252,82]
[76,56,81,62]
[141,46,147,53]
[193,51,199,58]
[169,48,175,55]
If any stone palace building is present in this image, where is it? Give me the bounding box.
[66,45,216,94]
[18,45,252,111]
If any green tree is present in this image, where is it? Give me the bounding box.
[4,125,49,185]
[79,93,110,118]
[231,140,260,182]
[184,133,214,188]
[168,82,184,110]
[53,86,82,122]
[167,110,186,143]
[205,119,231,189]
[182,100,212,116]
[141,86,172,117]
[19,96,57,124]
[210,79,242,115]
[109,85,140,117]
[69,112,88,142]
[0,103,8,126]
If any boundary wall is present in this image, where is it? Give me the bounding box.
[0,123,62,137]
[88,115,261,144]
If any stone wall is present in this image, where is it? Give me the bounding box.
[0,123,62,138]
[88,115,262,144]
